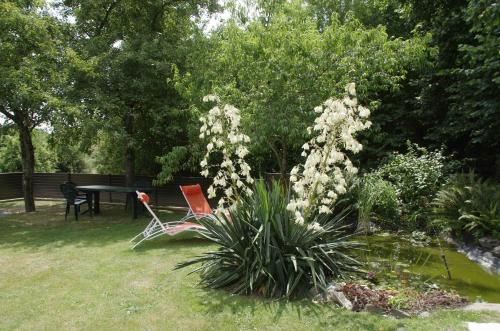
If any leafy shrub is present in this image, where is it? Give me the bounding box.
[177,180,362,298]
[374,143,447,229]
[357,174,400,232]
[432,172,500,241]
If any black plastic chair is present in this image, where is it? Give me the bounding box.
[60,182,91,221]
[64,181,87,199]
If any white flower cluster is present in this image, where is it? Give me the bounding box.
[199,95,254,209]
[287,83,371,225]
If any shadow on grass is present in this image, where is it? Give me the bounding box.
[132,236,211,253]
[0,203,210,250]
[190,286,391,329]
[181,276,339,326]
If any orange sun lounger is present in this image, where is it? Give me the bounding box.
[130,184,215,249]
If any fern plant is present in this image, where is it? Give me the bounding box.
[432,172,500,241]
[176,180,362,298]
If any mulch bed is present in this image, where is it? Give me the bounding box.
[342,283,468,315]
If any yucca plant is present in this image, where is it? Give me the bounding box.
[432,172,500,241]
[176,180,362,298]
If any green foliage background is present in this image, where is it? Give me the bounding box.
[1,0,498,181]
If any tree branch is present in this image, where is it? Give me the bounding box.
[0,105,16,122]
[95,0,121,36]
[151,1,168,32]
[268,137,285,175]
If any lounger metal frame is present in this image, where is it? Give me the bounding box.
[130,188,215,249]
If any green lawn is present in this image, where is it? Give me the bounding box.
[0,200,498,330]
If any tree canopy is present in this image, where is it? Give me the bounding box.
[1,0,499,211]
[165,2,431,180]
[0,0,69,210]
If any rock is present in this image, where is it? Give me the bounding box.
[478,237,500,250]
[419,311,431,317]
[389,309,411,319]
[326,284,353,310]
[443,235,456,245]
[457,243,500,275]
[492,246,500,258]
[483,252,494,260]
[310,289,324,304]
[364,304,386,315]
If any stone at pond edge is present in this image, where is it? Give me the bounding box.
[326,284,353,310]
[478,237,500,250]
[456,243,500,275]
[492,246,500,258]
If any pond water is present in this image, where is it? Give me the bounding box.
[356,235,500,303]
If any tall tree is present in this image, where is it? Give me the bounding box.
[168,1,430,180]
[63,0,218,185]
[445,0,500,176]
[0,0,66,211]
[397,0,500,176]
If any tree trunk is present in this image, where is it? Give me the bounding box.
[124,113,135,186]
[19,125,36,212]
[280,143,288,185]
[268,139,289,187]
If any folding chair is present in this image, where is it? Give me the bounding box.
[130,184,216,249]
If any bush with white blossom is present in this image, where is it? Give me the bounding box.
[199,95,254,209]
[286,83,371,225]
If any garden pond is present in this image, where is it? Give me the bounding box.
[358,235,500,303]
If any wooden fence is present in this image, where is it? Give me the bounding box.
[0,172,214,208]
[0,173,23,200]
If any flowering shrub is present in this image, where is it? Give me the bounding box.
[199,95,254,208]
[287,83,371,224]
[374,143,447,228]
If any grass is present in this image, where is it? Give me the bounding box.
[0,200,498,330]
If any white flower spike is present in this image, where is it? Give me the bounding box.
[199,94,254,211]
[287,83,371,224]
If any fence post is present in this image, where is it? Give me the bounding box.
[155,187,159,211]
[108,174,112,202]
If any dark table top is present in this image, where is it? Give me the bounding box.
[76,185,153,193]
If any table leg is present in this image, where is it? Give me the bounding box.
[94,191,100,214]
[86,192,93,217]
